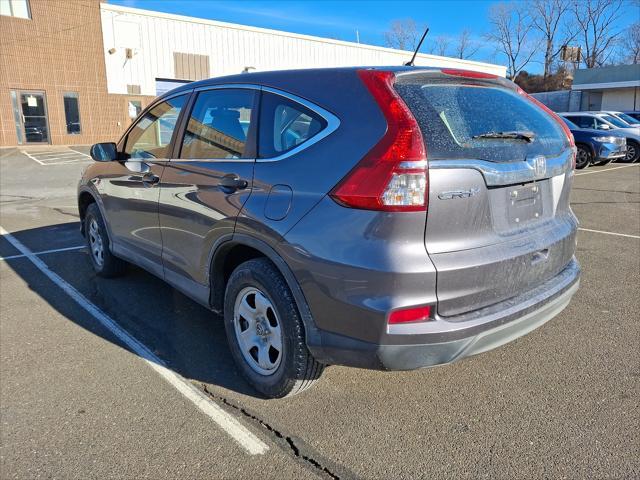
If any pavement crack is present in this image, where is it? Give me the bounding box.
[201,384,348,480]
[51,207,79,219]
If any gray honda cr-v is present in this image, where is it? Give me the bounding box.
[79,67,580,398]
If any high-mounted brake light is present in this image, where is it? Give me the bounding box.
[388,305,432,325]
[441,68,498,80]
[517,87,577,169]
[329,70,428,212]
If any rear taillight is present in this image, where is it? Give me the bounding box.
[388,305,432,325]
[329,70,428,212]
[517,87,577,169]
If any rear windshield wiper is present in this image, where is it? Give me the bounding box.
[472,131,535,142]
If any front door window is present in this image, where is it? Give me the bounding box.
[20,92,49,144]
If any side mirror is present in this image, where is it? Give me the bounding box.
[598,124,611,130]
[90,142,118,161]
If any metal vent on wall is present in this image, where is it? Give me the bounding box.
[173,52,210,81]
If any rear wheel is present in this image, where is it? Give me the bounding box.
[223,258,324,398]
[575,145,592,169]
[84,203,127,277]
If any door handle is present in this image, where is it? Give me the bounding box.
[142,173,160,185]
[219,174,248,192]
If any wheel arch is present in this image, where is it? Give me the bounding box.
[209,234,321,347]
[575,141,596,158]
[77,187,114,250]
[78,189,97,235]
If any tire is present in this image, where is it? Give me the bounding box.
[624,140,640,163]
[575,145,592,169]
[223,258,324,398]
[84,203,127,278]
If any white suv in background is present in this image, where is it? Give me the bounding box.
[601,111,640,127]
[559,112,640,163]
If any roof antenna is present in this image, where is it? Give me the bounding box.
[405,27,429,66]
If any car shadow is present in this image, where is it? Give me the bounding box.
[3,222,261,398]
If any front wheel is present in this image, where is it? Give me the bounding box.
[624,140,639,163]
[223,258,324,398]
[84,203,127,277]
[575,145,592,169]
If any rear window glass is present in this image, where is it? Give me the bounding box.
[395,80,566,162]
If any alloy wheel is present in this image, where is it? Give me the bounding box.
[576,147,590,168]
[233,287,283,376]
[88,218,104,268]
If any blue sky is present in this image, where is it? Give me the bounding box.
[110,0,636,73]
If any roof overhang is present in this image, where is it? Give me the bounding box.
[572,80,640,90]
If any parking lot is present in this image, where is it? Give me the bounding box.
[1,147,638,479]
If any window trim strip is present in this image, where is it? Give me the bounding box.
[178,83,340,163]
[429,149,574,186]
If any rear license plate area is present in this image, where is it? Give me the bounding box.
[507,183,542,225]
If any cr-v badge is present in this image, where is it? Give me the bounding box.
[438,187,480,200]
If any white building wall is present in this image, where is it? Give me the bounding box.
[601,88,640,111]
[100,3,507,96]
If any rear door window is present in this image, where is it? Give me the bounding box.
[395,78,566,161]
[180,89,256,159]
[258,92,327,158]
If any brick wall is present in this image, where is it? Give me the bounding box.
[0,0,154,146]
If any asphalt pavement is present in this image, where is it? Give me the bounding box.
[1,146,638,479]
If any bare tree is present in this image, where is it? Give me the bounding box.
[428,36,451,56]
[454,29,480,59]
[486,3,540,79]
[620,22,640,64]
[572,0,625,67]
[531,0,576,79]
[384,19,419,51]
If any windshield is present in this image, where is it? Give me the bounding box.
[394,79,566,162]
[615,112,639,125]
[601,115,629,128]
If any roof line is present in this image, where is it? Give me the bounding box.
[571,80,640,90]
[99,2,503,70]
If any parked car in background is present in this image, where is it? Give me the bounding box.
[560,117,626,169]
[559,112,640,163]
[79,67,580,398]
[601,111,640,127]
[622,111,640,122]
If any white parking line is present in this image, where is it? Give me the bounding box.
[575,164,640,176]
[21,148,92,166]
[0,245,85,261]
[578,227,640,239]
[0,226,269,456]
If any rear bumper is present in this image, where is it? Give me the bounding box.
[308,258,580,370]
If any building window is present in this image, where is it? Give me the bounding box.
[0,0,31,19]
[63,92,81,135]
